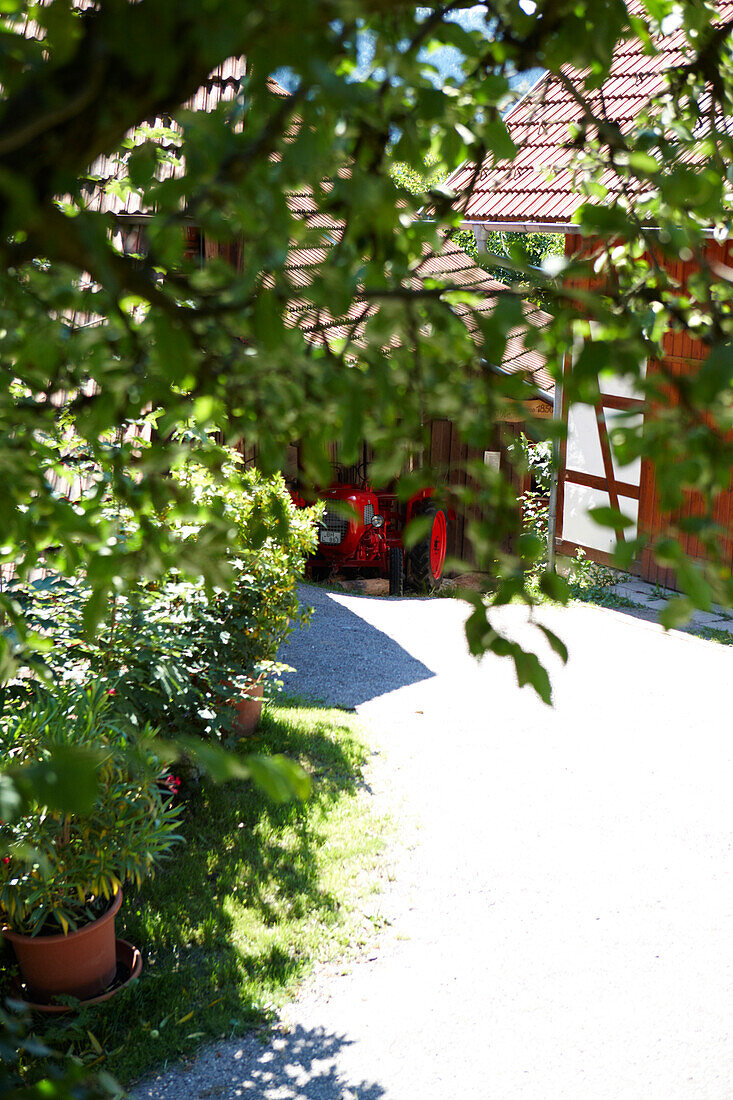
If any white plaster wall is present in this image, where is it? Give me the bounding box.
[599,360,646,401]
[606,409,643,486]
[566,403,605,479]
[563,483,639,551]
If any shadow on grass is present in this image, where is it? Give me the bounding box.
[134,1022,386,1099]
[6,699,374,1087]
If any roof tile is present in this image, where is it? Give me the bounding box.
[447,5,733,224]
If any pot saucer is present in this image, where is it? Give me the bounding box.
[12,938,142,1014]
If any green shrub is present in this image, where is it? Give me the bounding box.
[567,548,618,601]
[5,454,319,744]
[173,451,319,681]
[518,435,552,579]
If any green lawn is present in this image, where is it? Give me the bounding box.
[1,699,388,1089]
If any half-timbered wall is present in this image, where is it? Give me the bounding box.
[557,231,733,586]
[557,348,645,563]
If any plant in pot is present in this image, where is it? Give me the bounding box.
[0,682,182,1005]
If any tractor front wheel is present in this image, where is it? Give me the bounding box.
[388,546,404,596]
[410,504,448,592]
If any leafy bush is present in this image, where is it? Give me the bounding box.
[524,438,552,495]
[0,683,181,935]
[5,455,319,744]
[173,451,319,683]
[566,549,618,602]
[521,489,549,559]
[4,573,211,738]
[0,998,119,1098]
[519,435,552,577]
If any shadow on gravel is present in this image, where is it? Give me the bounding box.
[135,1024,385,1099]
[280,589,435,709]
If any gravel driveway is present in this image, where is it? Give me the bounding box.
[134,585,733,1100]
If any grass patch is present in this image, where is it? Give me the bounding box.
[1,699,388,1088]
[569,589,639,611]
[691,625,733,645]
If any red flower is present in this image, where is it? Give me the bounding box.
[106,688,117,696]
[2,856,10,865]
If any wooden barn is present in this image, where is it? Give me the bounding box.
[81,62,556,569]
[446,10,733,586]
[271,234,554,564]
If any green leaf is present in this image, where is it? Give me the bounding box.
[653,538,683,568]
[82,586,109,640]
[10,747,100,814]
[588,506,635,530]
[576,201,633,236]
[626,151,659,175]
[463,595,492,657]
[127,143,158,189]
[658,596,694,630]
[574,340,614,382]
[539,571,569,603]
[175,737,251,783]
[402,513,432,550]
[612,536,646,570]
[537,624,569,664]
[517,533,544,563]
[674,560,713,612]
[513,649,553,706]
[246,754,312,803]
[0,773,24,824]
[482,118,517,162]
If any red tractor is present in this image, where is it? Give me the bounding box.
[294,465,451,595]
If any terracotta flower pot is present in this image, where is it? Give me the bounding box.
[229,680,264,737]
[19,939,143,1014]
[3,889,123,1003]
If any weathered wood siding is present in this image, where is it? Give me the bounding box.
[428,418,531,565]
[248,419,534,570]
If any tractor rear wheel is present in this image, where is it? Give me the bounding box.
[388,546,404,596]
[410,504,448,592]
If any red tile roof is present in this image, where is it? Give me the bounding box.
[64,50,552,397]
[447,4,733,226]
[81,64,291,216]
[278,237,554,397]
[411,244,553,396]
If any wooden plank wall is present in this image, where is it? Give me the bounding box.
[562,232,733,589]
[247,422,531,570]
[639,238,733,587]
[429,418,529,565]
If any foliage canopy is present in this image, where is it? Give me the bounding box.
[1,0,733,696]
[2,2,733,1088]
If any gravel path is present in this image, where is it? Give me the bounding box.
[134,586,733,1100]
